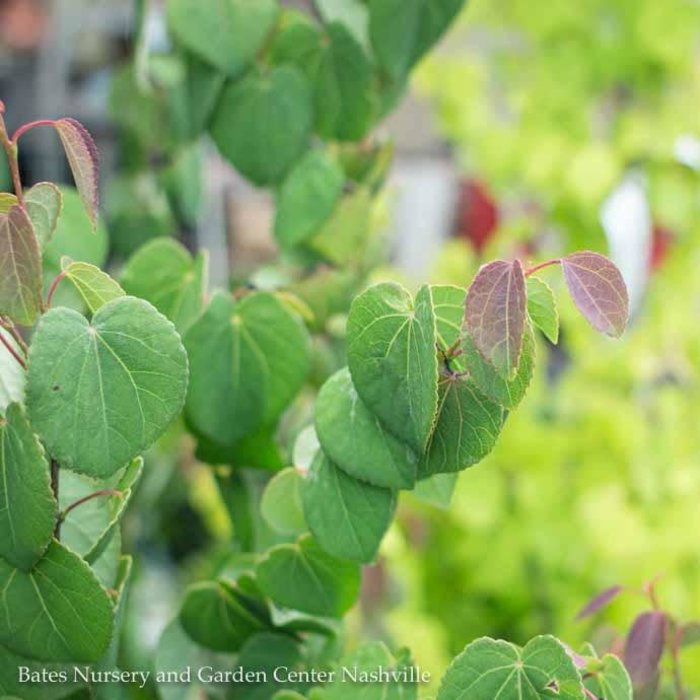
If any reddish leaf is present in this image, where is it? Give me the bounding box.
[575,584,623,620]
[464,259,526,378]
[624,611,666,688]
[561,252,629,337]
[0,205,42,325]
[53,118,99,227]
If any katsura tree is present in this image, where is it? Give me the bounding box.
[0,1,641,699]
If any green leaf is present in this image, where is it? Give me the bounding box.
[308,187,373,265]
[52,119,100,228]
[0,403,56,571]
[0,329,24,416]
[347,283,438,453]
[462,322,536,410]
[180,578,271,652]
[61,260,126,313]
[302,451,396,563]
[25,182,62,249]
[316,0,370,48]
[413,472,458,509]
[269,10,324,79]
[256,534,361,617]
[464,260,527,379]
[315,22,376,141]
[315,367,417,489]
[0,540,114,662]
[369,0,465,80]
[274,149,345,249]
[433,284,466,353]
[60,458,143,564]
[210,66,313,186]
[0,193,17,213]
[0,205,42,325]
[527,276,559,344]
[419,376,503,477]
[0,645,84,700]
[184,291,310,447]
[326,642,418,700]
[437,636,586,700]
[26,296,188,478]
[585,654,633,700]
[167,0,279,77]
[121,237,207,333]
[261,467,306,536]
[43,187,108,283]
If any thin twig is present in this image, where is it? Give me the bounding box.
[46,270,66,308]
[0,107,25,204]
[60,489,122,523]
[524,258,561,277]
[0,317,28,354]
[0,330,26,369]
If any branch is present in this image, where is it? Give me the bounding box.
[59,489,122,523]
[0,330,26,369]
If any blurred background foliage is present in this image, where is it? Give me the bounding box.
[3,0,700,697]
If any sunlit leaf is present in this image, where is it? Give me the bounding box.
[464,259,527,379]
[61,259,126,313]
[527,276,559,344]
[25,182,62,249]
[561,252,629,337]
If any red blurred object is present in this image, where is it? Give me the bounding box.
[649,224,674,272]
[0,0,47,51]
[456,178,500,254]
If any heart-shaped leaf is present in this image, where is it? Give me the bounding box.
[315,367,417,489]
[585,654,633,700]
[315,22,377,141]
[180,579,272,652]
[0,540,114,662]
[61,259,126,313]
[0,403,56,571]
[527,276,559,344]
[26,296,188,477]
[25,182,62,249]
[261,468,307,536]
[210,66,313,186]
[347,283,438,453]
[121,237,207,334]
[0,329,24,415]
[438,636,586,700]
[0,205,42,326]
[256,534,360,617]
[60,458,143,564]
[370,0,466,80]
[167,0,279,77]
[561,252,629,337]
[53,118,99,228]
[274,149,345,249]
[302,451,396,563]
[185,291,311,447]
[462,322,536,410]
[418,376,503,477]
[464,259,527,379]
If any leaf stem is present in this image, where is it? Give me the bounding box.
[0,317,28,354]
[46,270,67,307]
[51,459,60,538]
[525,258,561,277]
[59,489,122,523]
[0,329,26,368]
[0,105,25,204]
[11,119,56,144]
[669,621,687,700]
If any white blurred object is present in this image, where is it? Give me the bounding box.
[674,134,700,171]
[389,157,458,278]
[600,172,652,314]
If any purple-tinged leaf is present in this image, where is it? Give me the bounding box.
[561,252,629,338]
[623,611,666,688]
[576,585,623,620]
[0,205,42,325]
[53,118,99,228]
[464,259,527,379]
